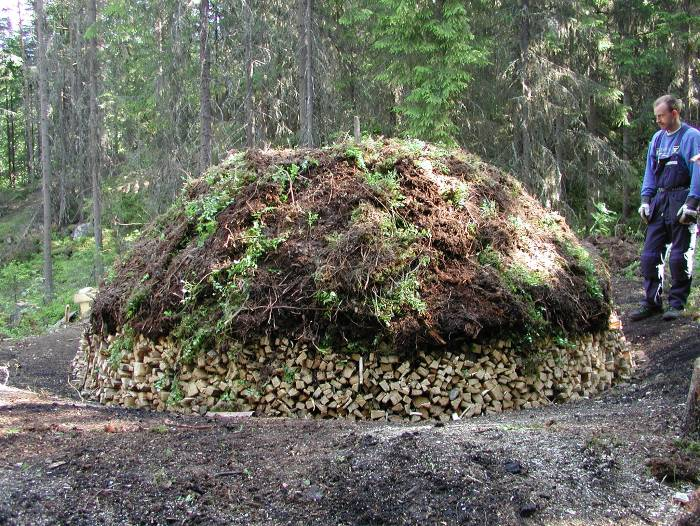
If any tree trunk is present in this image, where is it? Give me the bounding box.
[199,0,212,172]
[88,0,103,280]
[680,0,691,114]
[17,0,34,181]
[298,0,314,147]
[683,357,700,437]
[621,86,632,220]
[554,113,565,206]
[519,0,531,186]
[36,0,53,301]
[6,86,12,185]
[9,89,15,181]
[243,0,254,148]
[586,93,598,212]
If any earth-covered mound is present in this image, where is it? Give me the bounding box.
[91,138,611,357]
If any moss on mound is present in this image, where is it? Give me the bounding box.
[91,138,611,358]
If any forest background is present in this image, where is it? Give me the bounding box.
[0,0,697,337]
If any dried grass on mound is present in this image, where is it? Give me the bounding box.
[91,138,611,356]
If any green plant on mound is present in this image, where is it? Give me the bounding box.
[168,377,184,405]
[371,269,427,326]
[107,326,135,370]
[343,145,367,170]
[363,169,404,207]
[504,263,546,292]
[478,245,502,269]
[443,182,470,208]
[272,163,300,202]
[125,284,150,320]
[211,216,287,326]
[559,238,605,300]
[479,198,498,219]
[171,309,216,365]
[185,192,233,244]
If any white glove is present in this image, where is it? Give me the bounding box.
[638,203,650,223]
[678,204,698,225]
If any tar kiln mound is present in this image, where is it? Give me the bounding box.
[74,138,631,421]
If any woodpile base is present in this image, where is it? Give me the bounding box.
[73,330,632,422]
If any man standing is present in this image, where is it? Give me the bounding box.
[631,95,700,322]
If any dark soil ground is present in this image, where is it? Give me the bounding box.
[1,261,699,525]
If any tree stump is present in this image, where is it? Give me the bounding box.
[683,357,700,437]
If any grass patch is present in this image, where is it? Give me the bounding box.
[0,232,119,339]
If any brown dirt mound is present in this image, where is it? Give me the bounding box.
[91,138,611,355]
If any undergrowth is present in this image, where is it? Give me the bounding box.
[0,232,123,338]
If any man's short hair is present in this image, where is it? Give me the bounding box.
[654,94,683,115]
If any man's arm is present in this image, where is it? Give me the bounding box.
[683,129,700,209]
[640,132,660,204]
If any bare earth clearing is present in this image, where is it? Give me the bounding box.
[0,269,698,525]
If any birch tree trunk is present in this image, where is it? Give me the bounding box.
[88,0,103,279]
[36,0,53,301]
[199,0,212,172]
[298,0,314,147]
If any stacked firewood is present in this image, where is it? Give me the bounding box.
[73,329,631,421]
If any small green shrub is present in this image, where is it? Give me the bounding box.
[344,145,367,170]
[371,270,427,326]
[306,211,320,229]
[478,245,502,269]
[107,327,135,370]
[589,202,618,236]
[479,198,498,219]
[560,239,604,300]
[363,169,403,207]
[442,182,470,208]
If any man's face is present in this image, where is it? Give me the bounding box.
[654,103,679,131]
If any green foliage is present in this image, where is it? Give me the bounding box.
[314,289,340,307]
[673,439,700,457]
[477,245,502,270]
[107,326,135,370]
[479,199,498,219]
[589,202,618,237]
[370,0,488,144]
[185,192,233,244]
[273,163,301,202]
[505,264,545,293]
[621,260,640,280]
[560,239,605,301]
[0,233,117,338]
[205,216,287,330]
[171,311,215,365]
[125,286,149,320]
[306,211,320,229]
[442,183,470,209]
[371,267,427,327]
[363,169,403,207]
[283,365,296,384]
[343,146,367,170]
[168,377,184,405]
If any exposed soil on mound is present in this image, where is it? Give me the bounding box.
[91,140,611,355]
[1,260,699,525]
